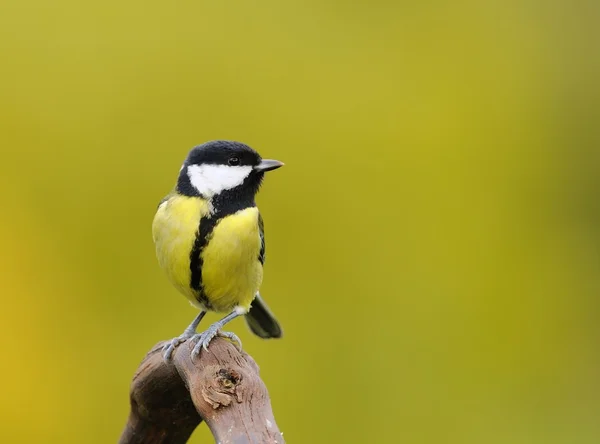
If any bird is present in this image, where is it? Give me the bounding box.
[152,140,284,361]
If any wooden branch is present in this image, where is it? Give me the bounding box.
[119,337,284,444]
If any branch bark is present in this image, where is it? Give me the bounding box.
[119,337,284,444]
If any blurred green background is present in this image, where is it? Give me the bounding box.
[1,1,599,443]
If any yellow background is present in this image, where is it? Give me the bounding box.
[1,1,599,443]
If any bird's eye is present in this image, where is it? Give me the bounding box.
[228,157,240,166]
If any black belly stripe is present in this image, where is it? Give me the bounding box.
[189,214,220,307]
[189,189,257,307]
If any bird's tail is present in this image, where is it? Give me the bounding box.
[245,293,283,339]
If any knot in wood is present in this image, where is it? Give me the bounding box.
[217,368,241,389]
[201,365,244,409]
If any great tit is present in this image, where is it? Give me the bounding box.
[152,140,284,360]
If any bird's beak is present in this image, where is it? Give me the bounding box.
[254,159,284,172]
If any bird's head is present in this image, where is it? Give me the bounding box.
[176,140,283,200]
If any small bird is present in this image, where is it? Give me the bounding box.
[152,140,284,360]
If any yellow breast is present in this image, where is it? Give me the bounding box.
[201,207,263,312]
[152,194,209,302]
[152,194,263,312]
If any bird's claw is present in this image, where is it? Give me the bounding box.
[190,325,243,359]
[162,330,195,362]
[219,331,243,351]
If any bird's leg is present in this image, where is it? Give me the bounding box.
[190,309,244,358]
[162,311,206,361]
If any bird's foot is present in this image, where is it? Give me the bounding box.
[190,324,242,359]
[162,330,196,362]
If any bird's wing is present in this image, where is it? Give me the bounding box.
[258,212,266,265]
[157,192,174,209]
[157,195,169,209]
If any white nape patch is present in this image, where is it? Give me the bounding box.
[187,164,252,198]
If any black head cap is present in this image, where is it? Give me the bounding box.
[185,140,262,168]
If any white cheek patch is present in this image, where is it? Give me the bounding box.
[187,164,252,197]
